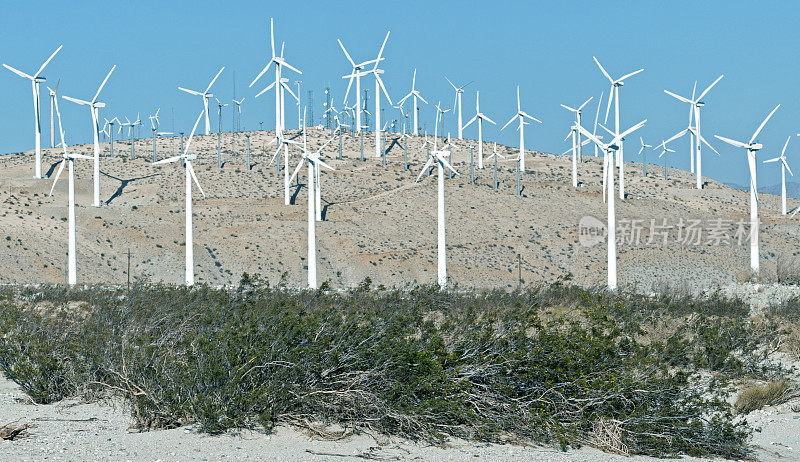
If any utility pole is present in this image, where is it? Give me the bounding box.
[324,86,332,130]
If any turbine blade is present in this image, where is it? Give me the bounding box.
[255,80,277,98]
[613,119,647,145]
[281,60,302,75]
[49,161,65,196]
[249,62,273,88]
[34,44,63,78]
[578,96,593,111]
[500,115,516,131]
[698,133,720,156]
[784,159,793,177]
[62,95,91,105]
[338,39,356,66]
[187,161,206,198]
[714,135,749,149]
[664,90,693,104]
[153,155,183,165]
[696,74,724,102]
[618,68,644,81]
[763,157,781,163]
[593,56,613,83]
[439,156,459,176]
[178,87,203,96]
[604,86,613,125]
[288,159,305,185]
[750,104,781,144]
[93,65,116,102]
[183,110,206,154]
[3,64,33,80]
[415,158,434,183]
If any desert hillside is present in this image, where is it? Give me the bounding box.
[0,128,797,290]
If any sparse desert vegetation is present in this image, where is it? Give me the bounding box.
[1,279,797,458]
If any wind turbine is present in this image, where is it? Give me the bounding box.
[444,76,472,139]
[368,32,392,158]
[593,57,644,199]
[463,91,495,169]
[637,137,652,177]
[129,113,142,159]
[149,108,161,162]
[657,140,676,180]
[232,97,245,133]
[434,101,450,146]
[250,18,302,135]
[662,75,724,189]
[287,108,335,289]
[179,66,224,135]
[338,32,386,135]
[562,125,591,188]
[397,69,428,136]
[763,136,793,215]
[62,65,116,207]
[268,130,300,205]
[215,98,228,168]
[3,44,63,179]
[578,119,647,291]
[48,88,93,286]
[152,110,206,286]
[415,142,459,290]
[500,86,541,172]
[715,104,780,275]
[561,97,593,162]
[47,79,61,149]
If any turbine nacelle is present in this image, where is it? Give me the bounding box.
[34,76,46,83]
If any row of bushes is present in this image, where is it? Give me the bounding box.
[0,278,788,457]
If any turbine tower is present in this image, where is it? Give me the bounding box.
[368,32,392,158]
[47,79,61,149]
[287,109,335,289]
[3,44,63,179]
[179,67,225,135]
[48,90,93,286]
[715,104,781,275]
[152,110,207,286]
[415,146,459,291]
[62,65,116,208]
[578,119,647,291]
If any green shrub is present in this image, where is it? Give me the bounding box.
[0,281,759,458]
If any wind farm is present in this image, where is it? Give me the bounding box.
[2,3,800,461]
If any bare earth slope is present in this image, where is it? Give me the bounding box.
[1,128,797,290]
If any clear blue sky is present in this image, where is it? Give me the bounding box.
[1,0,796,186]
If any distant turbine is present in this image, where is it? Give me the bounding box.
[48,90,93,286]
[763,136,793,215]
[561,97,593,187]
[3,44,63,178]
[368,32,392,158]
[662,75,724,189]
[715,104,781,275]
[152,110,207,286]
[579,119,647,291]
[250,18,302,136]
[463,91,496,169]
[338,32,386,135]
[500,86,541,172]
[656,139,676,180]
[444,76,472,139]
[232,97,245,133]
[637,137,652,177]
[62,65,116,207]
[179,66,224,135]
[397,69,428,136]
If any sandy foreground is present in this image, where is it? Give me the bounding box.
[1,371,797,462]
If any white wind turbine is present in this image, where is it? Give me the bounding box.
[232,97,245,132]
[47,79,61,149]
[463,91,496,169]
[250,18,302,135]
[444,76,472,139]
[415,133,459,290]
[637,137,652,177]
[397,69,428,136]
[48,89,93,286]
[3,44,63,179]
[662,75,724,189]
[288,109,335,289]
[657,139,676,180]
[367,32,392,158]
[578,119,647,291]
[763,136,793,216]
[500,86,541,172]
[152,110,207,286]
[715,104,780,275]
[561,97,593,162]
[179,67,224,135]
[593,57,644,199]
[338,32,387,135]
[62,65,116,208]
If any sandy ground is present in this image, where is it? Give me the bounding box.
[2,128,800,295]
[5,370,798,461]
